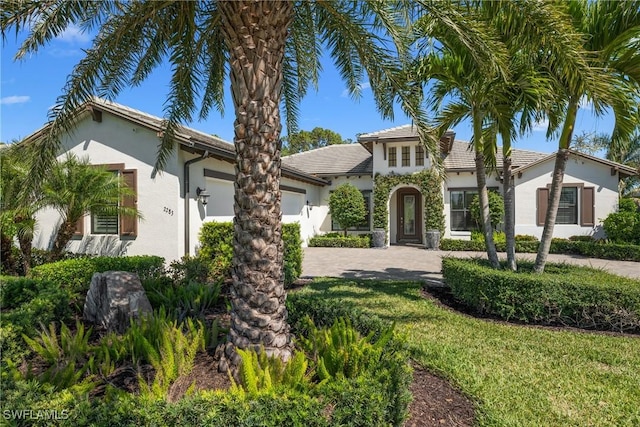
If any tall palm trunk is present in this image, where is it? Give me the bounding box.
[1,233,16,274]
[50,219,76,262]
[534,98,578,273]
[473,113,500,269]
[218,0,294,372]
[18,233,32,275]
[502,153,516,271]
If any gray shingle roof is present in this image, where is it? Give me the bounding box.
[67,98,329,186]
[282,144,373,176]
[443,141,548,170]
[359,124,418,140]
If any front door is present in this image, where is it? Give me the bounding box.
[396,188,422,244]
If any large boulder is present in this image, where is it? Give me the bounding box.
[83,271,153,333]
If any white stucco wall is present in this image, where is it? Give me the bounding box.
[189,154,327,249]
[315,175,374,236]
[513,154,619,239]
[33,113,183,262]
[371,141,432,176]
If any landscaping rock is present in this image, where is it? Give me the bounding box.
[83,271,153,333]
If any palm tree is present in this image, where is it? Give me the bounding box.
[1,0,503,370]
[533,0,640,273]
[0,143,43,275]
[422,50,502,268]
[42,154,138,261]
[607,132,640,198]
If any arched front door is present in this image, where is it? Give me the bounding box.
[396,188,422,244]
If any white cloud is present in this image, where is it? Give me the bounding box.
[0,95,30,105]
[532,118,549,132]
[48,47,82,58]
[56,24,91,44]
[341,82,371,98]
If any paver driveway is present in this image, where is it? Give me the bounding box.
[302,246,640,282]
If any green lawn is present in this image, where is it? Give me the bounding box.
[296,278,640,427]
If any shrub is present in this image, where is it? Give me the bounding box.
[514,234,538,241]
[603,210,640,245]
[442,257,640,332]
[198,222,302,285]
[471,230,506,244]
[29,256,165,309]
[308,235,371,248]
[568,235,595,242]
[328,183,367,236]
[469,191,504,229]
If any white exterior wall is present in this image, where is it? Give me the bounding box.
[316,175,373,235]
[442,172,484,240]
[33,114,183,262]
[188,155,326,249]
[514,155,619,239]
[371,141,432,176]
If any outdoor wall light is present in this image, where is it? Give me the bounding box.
[306,200,313,210]
[196,187,210,206]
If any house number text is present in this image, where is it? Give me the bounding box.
[163,207,174,216]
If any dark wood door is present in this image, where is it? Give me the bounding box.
[396,188,422,243]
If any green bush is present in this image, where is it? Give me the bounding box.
[603,210,640,245]
[29,256,165,309]
[440,238,640,261]
[308,234,371,248]
[288,293,413,426]
[514,234,539,241]
[442,257,640,332]
[328,183,367,236]
[198,222,303,285]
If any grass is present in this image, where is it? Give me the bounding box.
[296,278,640,427]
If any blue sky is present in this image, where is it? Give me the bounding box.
[1,25,617,154]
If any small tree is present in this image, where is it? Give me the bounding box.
[470,191,504,231]
[329,183,366,237]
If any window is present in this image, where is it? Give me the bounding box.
[401,146,410,167]
[331,190,371,231]
[415,145,424,166]
[536,185,595,226]
[90,164,138,237]
[450,189,477,231]
[388,147,397,167]
[557,187,578,224]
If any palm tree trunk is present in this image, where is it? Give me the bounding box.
[534,98,578,273]
[50,220,75,262]
[503,154,516,271]
[18,233,32,276]
[475,150,500,268]
[1,233,16,274]
[472,113,500,268]
[217,0,294,373]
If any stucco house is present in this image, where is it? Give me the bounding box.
[26,98,636,262]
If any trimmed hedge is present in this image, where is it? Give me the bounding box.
[440,238,640,262]
[308,234,371,248]
[442,257,640,332]
[198,221,303,285]
[29,256,165,307]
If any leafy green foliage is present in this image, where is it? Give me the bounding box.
[198,222,303,285]
[328,183,367,236]
[373,171,444,234]
[232,347,309,396]
[144,278,222,322]
[442,257,640,332]
[603,206,640,245]
[308,234,371,248]
[29,256,165,310]
[298,317,393,383]
[281,127,348,155]
[440,238,640,261]
[469,191,504,229]
[21,320,95,389]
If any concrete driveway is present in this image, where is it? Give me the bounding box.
[302,246,640,283]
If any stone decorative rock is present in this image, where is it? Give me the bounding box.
[83,271,153,333]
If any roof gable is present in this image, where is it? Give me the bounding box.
[282,144,373,176]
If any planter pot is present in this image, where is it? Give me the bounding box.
[425,229,441,250]
[372,228,386,248]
